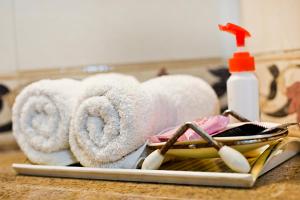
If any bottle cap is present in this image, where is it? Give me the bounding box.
[219,23,255,72]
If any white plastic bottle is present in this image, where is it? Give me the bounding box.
[227,72,260,121]
[219,23,260,122]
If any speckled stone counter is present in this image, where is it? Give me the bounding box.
[0,150,299,200]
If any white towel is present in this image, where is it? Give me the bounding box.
[12,79,81,165]
[12,73,138,165]
[70,75,219,168]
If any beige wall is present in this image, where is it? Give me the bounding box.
[241,0,300,54]
[1,0,239,74]
[0,0,16,74]
[2,1,300,74]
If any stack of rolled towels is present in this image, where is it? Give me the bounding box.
[12,73,219,168]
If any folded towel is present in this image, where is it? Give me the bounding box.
[70,74,219,168]
[12,79,81,165]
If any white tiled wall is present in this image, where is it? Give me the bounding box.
[1,0,234,72]
[0,0,16,74]
[4,0,299,73]
[15,0,223,70]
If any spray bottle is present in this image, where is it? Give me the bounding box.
[219,23,260,122]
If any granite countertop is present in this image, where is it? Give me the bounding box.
[0,150,299,200]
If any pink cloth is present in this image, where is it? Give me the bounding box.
[149,115,229,143]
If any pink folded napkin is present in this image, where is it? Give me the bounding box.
[149,115,229,143]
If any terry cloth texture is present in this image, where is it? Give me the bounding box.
[70,74,219,168]
[13,79,81,165]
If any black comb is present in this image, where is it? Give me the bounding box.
[260,123,299,134]
[214,123,267,137]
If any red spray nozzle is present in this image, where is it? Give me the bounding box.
[219,23,251,47]
[218,23,255,72]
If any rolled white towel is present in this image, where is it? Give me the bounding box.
[69,73,141,167]
[70,74,219,168]
[12,73,138,165]
[12,79,81,165]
